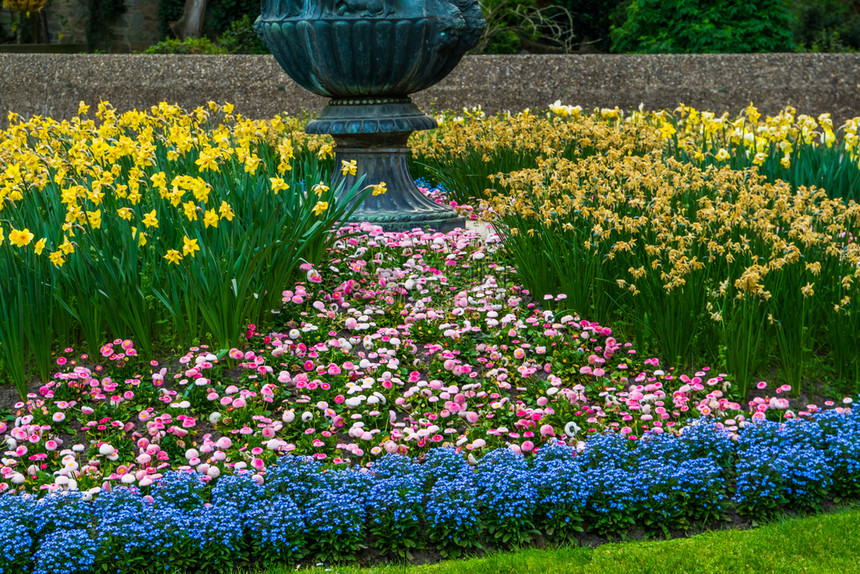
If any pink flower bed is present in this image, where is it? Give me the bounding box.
[2,222,852,496]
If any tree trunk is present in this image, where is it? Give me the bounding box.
[169,0,208,40]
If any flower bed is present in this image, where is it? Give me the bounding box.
[5,221,855,493]
[0,102,858,571]
[2,412,859,572]
[0,220,856,572]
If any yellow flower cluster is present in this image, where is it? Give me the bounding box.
[411,105,661,167]
[487,145,860,314]
[0,101,302,266]
[628,102,858,169]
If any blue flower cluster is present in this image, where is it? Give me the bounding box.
[735,416,847,516]
[476,449,538,545]
[33,529,96,574]
[0,410,858,571]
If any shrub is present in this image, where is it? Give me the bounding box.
[210,471,265,517]
[31,491,92,539]
[583,466,640,536]
[635,457,726,533]
[549,0,627,52]
[92,487,154,573]
[735,420,832,516]
[303,482,366,563]
[611,0,796,53]
[818,409,860,499]
[264,456,331,506]
[421,447,474,489]
[216,14,268,54]
[790,0,860,52]
[142,37,228,54]
[191,503,246,573]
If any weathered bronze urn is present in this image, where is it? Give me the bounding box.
[255,0,485,231]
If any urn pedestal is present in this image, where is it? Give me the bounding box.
[255,0,485,231]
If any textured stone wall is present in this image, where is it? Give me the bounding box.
[110,0,161,53]
[1,53,858,128]
[43,0,88,45]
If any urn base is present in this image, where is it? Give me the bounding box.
[307,97,437,135]
[332,132,464,233]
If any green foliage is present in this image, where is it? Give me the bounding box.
[476,0,578,54]
[216,14,269,54]
[206,0,260,38]
[143,37,228,54]
[548,0,627,52]
[86,0,128,51]
[610,0,796,53]
[0,104,367,397]
[484,29,521,54]
[790,0,860,52]
[157,0,260,41]
[156,0,184,40]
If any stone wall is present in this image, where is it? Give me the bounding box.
[109,0,161,53]
[42,0,88,45]
[0,53,858,128]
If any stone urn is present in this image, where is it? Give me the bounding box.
[255,0,485,231]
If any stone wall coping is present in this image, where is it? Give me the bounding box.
[1,53,858,128]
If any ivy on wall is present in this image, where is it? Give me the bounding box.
[86,0,127,51]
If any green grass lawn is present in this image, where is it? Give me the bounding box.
[261,509,860,574]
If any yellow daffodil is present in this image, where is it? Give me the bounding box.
[150,171,167,189]
[142,210,159,228]
[49,251,65,267]
[312,201,329,216]
[86,209,102,229]
[244,154,260,174]
[59,237,75,255]
[341,159,357,176]
[131,227,147,247]
[164,249,183,265]
[312,182,329,196]
[117,207,133,221]
[183,201,198,221]
[195,148,220,172]
[715,148,730,162]
[317,143,334,160]
[270,177,289,195]
[34,238,47,255]
[182,236,200,257]
[218,201,234,221]
[204,209,219,228]
[9,228,34,247]
[659,122,676,139]
[371,182,387,196]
